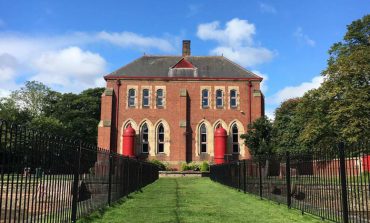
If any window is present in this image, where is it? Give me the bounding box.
[200,124,207,153]
[230,90,237,108]
[157,124,164,153]
[216,89,223,108]
[202,89,209,108]
[232,124,239,153]
[128,89,136,107]
[156,89,164,108]
[141,124,149,153]
[142,89,149,107]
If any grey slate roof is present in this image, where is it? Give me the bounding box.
[105,56,262,79]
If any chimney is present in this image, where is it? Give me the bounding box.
[182,40,191,57]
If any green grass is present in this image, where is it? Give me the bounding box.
[78,178,326,223]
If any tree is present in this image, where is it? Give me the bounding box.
[241,116,273,158]
[10,81,60,117]
[319,14,370,144]
[47,87,104,144]
[272,98,307,154]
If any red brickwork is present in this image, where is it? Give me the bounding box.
[98,78,264,169]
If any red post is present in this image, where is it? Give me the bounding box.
[214,125,227,164]
[122,124,136,157]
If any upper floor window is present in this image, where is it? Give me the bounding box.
[142,89,149,107]
[232,124,239,153]
[216,89,223,108]
[141,123,149,153]
[230,90,237,108]
[157,124,165,153]
[202,89,209,108]
[128,89,136,107]
[156,89,164,108]
[200,124,207,153]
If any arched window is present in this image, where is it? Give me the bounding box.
[128,89,136,107]
[200,124,207,153]
[141,124,149,153]
[142,89,149,107]
[156,89,164,108]
[230,90,237,108]
[157,124,165,153]
[202,89,209,108]
[216,89,223,108]
[232,124,239,153]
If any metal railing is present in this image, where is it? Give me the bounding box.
[210,142,370,223]
[0,120,159,223]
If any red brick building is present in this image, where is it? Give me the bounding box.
[98,40,264,168]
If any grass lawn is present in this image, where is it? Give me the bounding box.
[78,178,325,223]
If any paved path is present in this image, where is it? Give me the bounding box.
[80,178,324,223]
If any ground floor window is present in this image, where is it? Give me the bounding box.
[200,124,207,153]
[141,124,149,153]
[158,124,165,153]
[232,124,239,153]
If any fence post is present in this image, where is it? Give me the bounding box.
[237,162,241,192]
[243,160,247,193]
[339,142,349,223]
[259,160,263,199]
[108,151,113,206]
[71,142,81,223]
[286,151,291,208]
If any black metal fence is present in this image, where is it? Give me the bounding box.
[0,120,159,223]
[210,142,370,223]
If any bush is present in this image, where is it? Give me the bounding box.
[181,162,200,171]
[200,161,209,172]
[150,160,168,171]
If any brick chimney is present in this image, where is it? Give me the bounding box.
[182,40,191,57]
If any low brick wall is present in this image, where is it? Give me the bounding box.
[159,171,210,178]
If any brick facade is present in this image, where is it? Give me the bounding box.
[98,41,264,169]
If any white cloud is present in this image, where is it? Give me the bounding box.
[259,3,277,14]
[197,18,274,67]
[0,31,176,93]
[294,27,315,47]
[267,75,324,105]
[265,108,275,120]
[97,31,175,52]
[0,53,18,82]
[252,70,268,92]
[0,89,10,98]
[31,47,106,92]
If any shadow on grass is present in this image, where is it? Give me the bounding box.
[77,192,140,223]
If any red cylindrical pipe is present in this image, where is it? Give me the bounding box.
[214,125,227,164]
[122,124,136,157]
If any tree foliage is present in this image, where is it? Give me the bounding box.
[243,15,369,155]
[241,116,273,158]
[0,81,104,145]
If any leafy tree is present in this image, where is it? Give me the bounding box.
[241,116,273,158]
[47,88,104,144]
[10,81,60,117]
[319,14,370,144]
[272,98,306,154]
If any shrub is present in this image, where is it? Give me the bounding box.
[200,161,209,172]
[181,162,200,171]
[150,160,168,171]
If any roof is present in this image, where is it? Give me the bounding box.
[104,55,262,80]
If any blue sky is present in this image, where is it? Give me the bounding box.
[0,0,369,118]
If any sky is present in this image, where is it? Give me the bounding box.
[0,0,369,118]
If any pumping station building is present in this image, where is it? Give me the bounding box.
[98,40,264,168]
